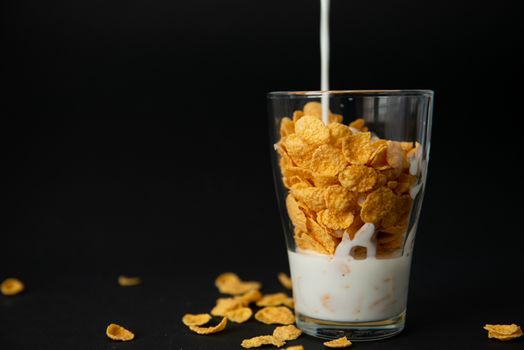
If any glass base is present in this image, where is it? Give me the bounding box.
[295,311,406,341]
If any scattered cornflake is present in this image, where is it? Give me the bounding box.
[484,324,523,341]
[273,325,302,341]
[106,323,135,341]
[323,336,352,348]
[225,307,253,323]
[215,272,261,295]
[255,306,295,325]
[285,346,304,350]
[278,272,293,290]
[237,289,263,305]
[256,293,294,308]
[189,317,228,335]
[117,275,141,287]
[241,335,286,348]
[211,297,243,316]
[182,313,212,326]
[0,278,24,296]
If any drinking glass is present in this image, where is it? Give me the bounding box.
[268,90,433,341]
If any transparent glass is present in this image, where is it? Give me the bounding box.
[268,90,433,341]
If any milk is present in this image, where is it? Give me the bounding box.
[320,0,330,124]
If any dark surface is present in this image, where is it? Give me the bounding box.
[1,0,523,349]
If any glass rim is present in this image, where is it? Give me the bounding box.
[267,89,434,98]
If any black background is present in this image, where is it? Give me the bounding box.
[1,0,523,349]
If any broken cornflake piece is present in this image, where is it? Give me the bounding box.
[323,336,352,348]
[182,313,212,326]
[256,293,294,308]
[117,275,141,287]
[215,272,261,295]
[241,335,286,348]
[255,306,295,325]
[189,317,228,334]
[225,307,253,323]
[484,324,523,341]
[0,278,24,296]
[278,272,293,290]
[273,325,302,341]
[106,323,135,341]
[285,346,304,350]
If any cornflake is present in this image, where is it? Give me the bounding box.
[1,278,24,296]
[215,272,261,295]
[273,325,302,341]
[211,297,243,316]
[241,335,285,348]
[255,306,295,325]
[189,317,227,335]
[256,293,294,308]
[285,346,304,350]
[182,313,212,326]
[303,101,322,118]
[342,132,373,165]
[106,323,135,341]
[484,324,523,341]
[278,272,293,290]
[324,185,356,212]
[294,230,329,254]
[338,165,378,193]
[295,116,330,146]
[280,117,295,137]
[310,144,347,176]
[117,275,141,287]
[291,184,327,212]
[286,194,308,232]
[360,187,397,225]
[225,307,252,323]
[323,336,352,348]
[318,209,354,231]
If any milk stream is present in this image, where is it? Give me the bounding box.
[320,0,330,124]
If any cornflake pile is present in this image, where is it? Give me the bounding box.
[277,102,420,257]
[182,272,320,348]
[483,324,523,341]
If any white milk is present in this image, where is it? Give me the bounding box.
[320,0,330,124]
[289,251,412,322]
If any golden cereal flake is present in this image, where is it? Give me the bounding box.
[484,324,523,341]
[290,184,327,212]
[307,217,339,254]
[381,195,412,228]
[211,297,243,316]
[386,141,406,170]
[189,317,228,335]
[241,335,286,348]
[369,140,390,170]
[182,313,212,326]
[317,209,354,231]
[285,346,304,350]
[225,307,253,323]
[360,187,397,225]
[281,134,314,166]
[283,176,310,190]
[323,336,352,348]
[294,230,329,255]
[312,174,339,187]
[292,110,305,123]
[237,289,263,305]
[324,185,356,212]
[280,117,295,137]
[338,165,379,193]
[278,272,293,290]
[106,323,135,341]
[310,144,348,177]
[342,132,373,165]
[273,325,302,341]
[215,272,261,295]
[117,275,141,287]
[286,194,308,232]
[255,306,295,325]
[1,278,24,296]
[349,118,366,131]
[303,101,322,117]
[295,116,330,146]
[328,123,351,148]
[256,293,294,308]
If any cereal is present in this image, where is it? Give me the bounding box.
[294,230,329,254]
[256,293,294,308]
[273,325,302,341]
[369,140,390,170]
[241,335,286,348]
[292,110,305,123]
[312,173,339,187]
[1,278,24,296]
[318,209,354,231]
[286,194,308,232]
[360,187,397,225]
[386,141,406,170]
[303,101,322,117]
[349,118,366,131]
[484,324,523,341]
[237,289,263,305]
[225,307,253,323]
[323,336,352,348]
[328,123,351,148]
[106,323,135,341]
[189,317,228,334]
[295,116,330,146]
[278,272,293,290]
[182,313,212,326]
[255,306,295,325]
[211,297,243,316]
[324,185,356,212]
[117,275,141,287]
[215,272,261,295]
[307,217,339,254]
[342,132,373,165]
[285,346,304,350]
[338,165,379,192]
[280,117,295,137]
[291,184,327,212]
[281,134,314,166]
[310,144,347,176]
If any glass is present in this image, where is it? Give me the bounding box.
[268,90,433,341]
